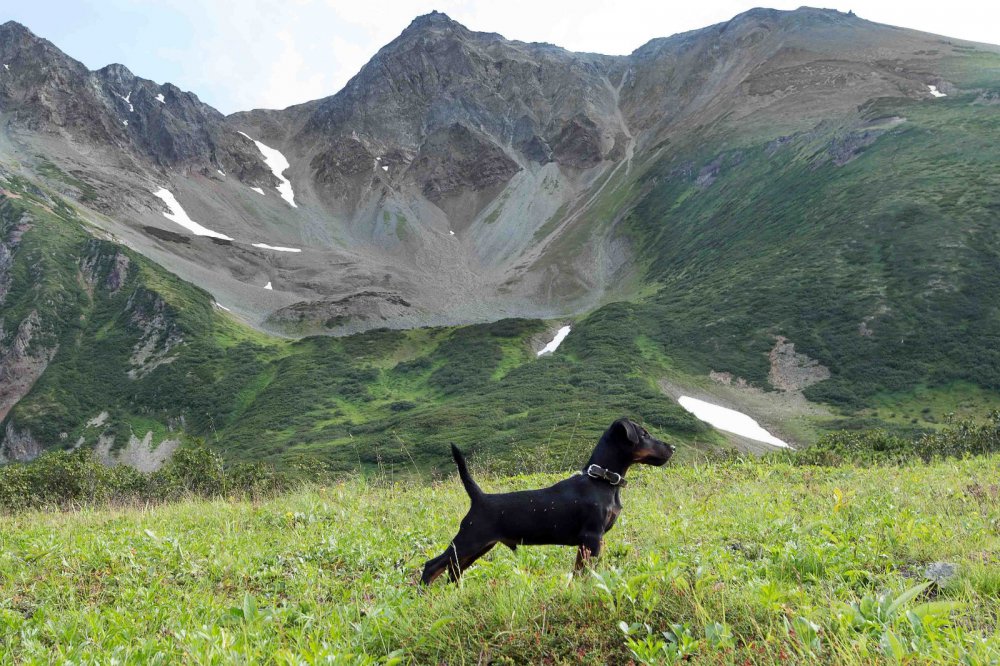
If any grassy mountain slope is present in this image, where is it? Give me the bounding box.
[614,87,1000,412]
[0,168,242,454]
[8,83,1000,469]
[2,456,998,663]
[0,170,717,470]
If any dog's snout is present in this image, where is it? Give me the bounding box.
[636,437,675,466]
[660,440,676,462]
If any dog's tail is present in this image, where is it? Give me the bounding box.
[451,444,483,502]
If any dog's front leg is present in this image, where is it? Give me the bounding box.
[574,532,604,573]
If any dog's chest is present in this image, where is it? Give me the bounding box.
[604,498,622,531]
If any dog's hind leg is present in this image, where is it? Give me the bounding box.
[421,550,452,585]
[421,534,496,584]
[447,541,497,581]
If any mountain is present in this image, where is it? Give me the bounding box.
[1,8,1000,468]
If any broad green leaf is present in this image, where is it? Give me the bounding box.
[886,582,931,617]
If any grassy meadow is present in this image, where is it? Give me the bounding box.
[3,47,1000,666]
[2,455,999,664]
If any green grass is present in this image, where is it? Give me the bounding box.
[394,213,409,240]
[533,202,570,241]
[2,456,998,663]
[481,190,509,225]
[865,382,1000,428]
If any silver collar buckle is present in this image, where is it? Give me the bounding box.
[587,464,624,486]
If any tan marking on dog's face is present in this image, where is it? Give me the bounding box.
[630,424,675,465]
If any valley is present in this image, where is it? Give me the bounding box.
[1,7,1000,471]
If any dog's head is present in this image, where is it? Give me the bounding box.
[608,417,675,466]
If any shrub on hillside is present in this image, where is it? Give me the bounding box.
[150,442,226,498]
[912,410,1000,460]
[0,448,147,511]
[148,441,290,500]
[0,441,286,513]
[793,410,1000,465]
[792,429,914,465]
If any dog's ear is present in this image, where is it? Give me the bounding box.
[613,418,639,445]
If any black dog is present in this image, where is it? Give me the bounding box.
[421,418,675,584]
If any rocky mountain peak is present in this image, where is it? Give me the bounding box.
[392,10,506,52]
[0,19,80,69]
[404,10,462,32]
[0,20,36,41]
[97,62,137,85]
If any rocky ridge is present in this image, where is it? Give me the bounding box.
[1,8,983,336]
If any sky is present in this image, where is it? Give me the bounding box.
[5,0,999,114]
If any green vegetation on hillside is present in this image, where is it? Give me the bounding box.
[2,455,998,663]
[622,94,1000,409]
[788,409,1000,466]
[6,76,1000,472]
[0,442,285,512]
[5,407,998,513]
[0,176,237,449]
[0,176,715,472]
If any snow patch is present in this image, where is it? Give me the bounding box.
[449,230,455,236]
[252,243,302,253]
[264,281,273,290]
[381,165,389,172]
[155,93,165,103]
[677,396,791,448]
[237,131,297,207]
[3,64,8,71]
[117,91,134,112]
[213,302,231,312]
[537,325,571,356]
[153,188,233,240]
[122,120,128,126]
[251,186,265,195]
[928,85,946,98]
[217,169,225,177]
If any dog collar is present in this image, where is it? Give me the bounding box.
[586,464,627,487]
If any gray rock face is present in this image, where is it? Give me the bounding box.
[0,209,29,305]
[0,310,56,423]
[124,290,183,380]
[413,123,522,202]
[0,21,265,176]
[266,291,415,334]
[0,420,42,462]
[768,336,831,392]
[80,241,133,294]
